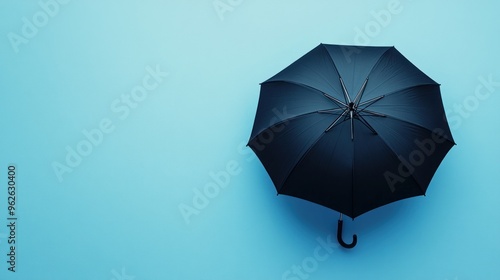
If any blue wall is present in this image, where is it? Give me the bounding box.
[0,1,498,279]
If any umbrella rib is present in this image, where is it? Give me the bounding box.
[325,110,349,132]
[318,108,345,114]
[372,132,427,195]
[357,84,456,141]
[358,95,385,108]
[323,93,348,107]
[339,77,352,104]
[247,111,320,144]
[384,83,440,98]
[320,44,354,105]
[363,83,439,103]
[352,114,453,196]
[249,107,364,145]
[353,47,397,110]
[353,78,369,106]
[320,44,344,81]
[263,80,345,109]
[382,115,456,144]
[356,114,378,135]
[356,112,455,146]
[356,85,440,112]
[362,47,394,82]
[277,128,337,194]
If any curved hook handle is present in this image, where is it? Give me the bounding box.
[337,219,357,249]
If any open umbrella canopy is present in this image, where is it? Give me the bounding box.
[248,44,455,248]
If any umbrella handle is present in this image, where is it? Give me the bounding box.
[337,219,357,249]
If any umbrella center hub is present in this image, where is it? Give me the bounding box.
[348,102,356,112]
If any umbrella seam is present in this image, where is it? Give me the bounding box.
[357,85,455,144]
[371,114,456,145]
[365,83,439,101]
[248,111,319,144]
[261,80,343,105]
[320,44,342,78]
[363,47,396,83]
[250,44,454,221]
[277,130,336,194]
[368,123,437,195]
[249,80,351,141]
[382,140,427,195]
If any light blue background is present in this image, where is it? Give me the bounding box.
[0,0,499,279]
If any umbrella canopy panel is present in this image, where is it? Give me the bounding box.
[248,44,455,219]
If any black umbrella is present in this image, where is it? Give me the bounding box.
[248,44,455,248]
